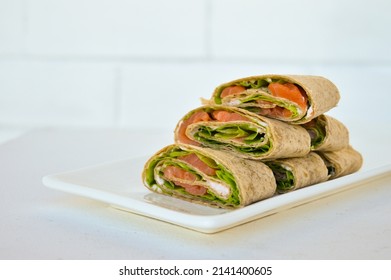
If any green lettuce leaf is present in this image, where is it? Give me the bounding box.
[237,79,269,89]
[192,123,270,155]
[266,163,295,192]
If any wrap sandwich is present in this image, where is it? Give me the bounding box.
[301,115,349,151]
[208,74,340,124]
[174,105,311,160]
[317,146,363,179]
[265,152,329,193]
[142,144,277,208]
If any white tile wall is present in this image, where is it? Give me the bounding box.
[119,63,211,131]
[0,0,25,54]
[1,0,391,131]
[0,61,116,126]
[25,0,206,57]
[210,0,391,63]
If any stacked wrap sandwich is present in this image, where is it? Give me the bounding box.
[142,74,363,208]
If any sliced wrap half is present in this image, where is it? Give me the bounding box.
[301,114,349,151]
[174,105,311,160]
[142,144,277,208]
[317,146,363,179]
[208,74,340,124]
[265,152,329,193]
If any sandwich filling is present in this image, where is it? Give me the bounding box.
[176,107,271,156]
[265,163,295,193]
[145,146,241,206]
[301,117,327,149]
[214,78,309,122]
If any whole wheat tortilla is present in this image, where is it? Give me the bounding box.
[267,152,329,193]
[210,74,340,124]
[304,114,350,151]
[142,144,277,208]
[174,105,311,160]
[317,146,363,179]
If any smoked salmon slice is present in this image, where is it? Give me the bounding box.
[177,108,250,145]
[177,111,212,145]
[161,153,217,196]
[163,165,207,196]
[179,153,216,176]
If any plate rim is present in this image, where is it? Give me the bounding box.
[42,158,391,234]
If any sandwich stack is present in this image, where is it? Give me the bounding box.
[142,74,363,209]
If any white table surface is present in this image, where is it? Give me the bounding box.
[1,124,391,260]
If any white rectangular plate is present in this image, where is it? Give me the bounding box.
[42,157,391,234]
